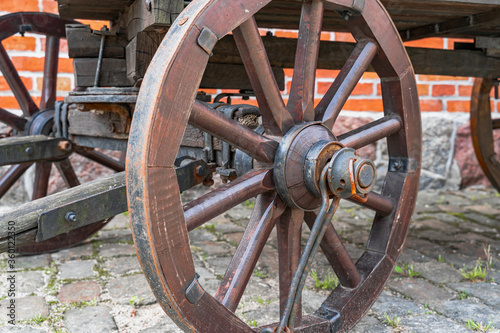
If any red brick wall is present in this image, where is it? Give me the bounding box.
[1,2,497,189]
[2,3,498,113]
[0,2,105,112]
[0,3,491,115]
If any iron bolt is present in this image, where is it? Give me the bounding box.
[195,165,206,176]
[318,307,329,316]
[65,212,77,223]
[25,147,33,155]
[58,141,72,152]
[394,160,403,170]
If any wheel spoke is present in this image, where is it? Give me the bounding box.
[338,115,402,150]
[74,147,125,172]
[0,106,27,131]
[347,192,394,217]
[492,118,500,130]
[215,193,286,312]
[190,101,278,163]
[470,78,500,190]
[276,207,304,326]
[0,163,32,199]
[287,0,323,123]
[0,44,38,116]
[316,40,378,129]
[55,158,80,188]
[185,169,274,231]
[40,36,60,109]
[304,211,361,289]
[32,161,52,200]
[233,17,293,136]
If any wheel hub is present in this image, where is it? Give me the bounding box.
[274,122,376,210]
[25,109,55,136]
[326,147,376,199]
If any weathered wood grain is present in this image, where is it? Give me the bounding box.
[201,63,284,90]
[126,31,165,83]
[57,0,135,20]
[210,35,500,78]
[73,58,128,87]
[67,24,128,58]
[122,0,184,40]
[68,106,131,139]
[0,172,125,241]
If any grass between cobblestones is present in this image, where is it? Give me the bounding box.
[0,188,499,332]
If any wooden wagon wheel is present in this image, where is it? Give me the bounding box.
[0,12,124,253]
[126,0,421,331]
[470,78,500,191]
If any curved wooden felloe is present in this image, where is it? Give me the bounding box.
[126,0,421,332]
[470,78,500,191]
[0,12,124,253]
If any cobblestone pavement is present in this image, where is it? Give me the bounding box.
[0,187,499,332]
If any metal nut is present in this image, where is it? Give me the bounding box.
[393,160,403,170]
[195,165,205,176]
[65,212,77,223]
[25,147,33,155]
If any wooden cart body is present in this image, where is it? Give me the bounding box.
[57,0,500,89]
[0,0,499,332]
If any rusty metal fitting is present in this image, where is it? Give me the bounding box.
[65,212,77,223]
[57,140,72,152]
[354,159,376,193]
[304,140,344,198]
[327,148,376,199]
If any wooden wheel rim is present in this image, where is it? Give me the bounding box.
[126,0,421,332]
[470,78,500,190]
[0,12,114,253]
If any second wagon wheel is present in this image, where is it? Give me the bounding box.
[470,78,500,191]
[127,0,421,332]
[0,12,124,253]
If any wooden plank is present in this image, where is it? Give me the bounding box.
[254,0,500,37]
[67,24,127,58]
[124,31,284,88]
[386,0,499,5]
[126,31,165,83]
[210,35,500,78]
[0,172,125,241]
[476,36,500,48]
[57,0,135,20]
[122,0,184,40]
[73,58,128,87]
[201,64,285,90]
[401,8,500,40]
[68,106,131,139]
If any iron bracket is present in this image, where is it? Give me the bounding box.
[37,173,127,242]
[316,306,342,333]
[37,160,210,241]
[55,101,70,138]
[92,26,114,87]
[0,135,72,166]
[197,27,218,55]
[388,157,418,173]
[185,273,205,304]
[175,159,210,193]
